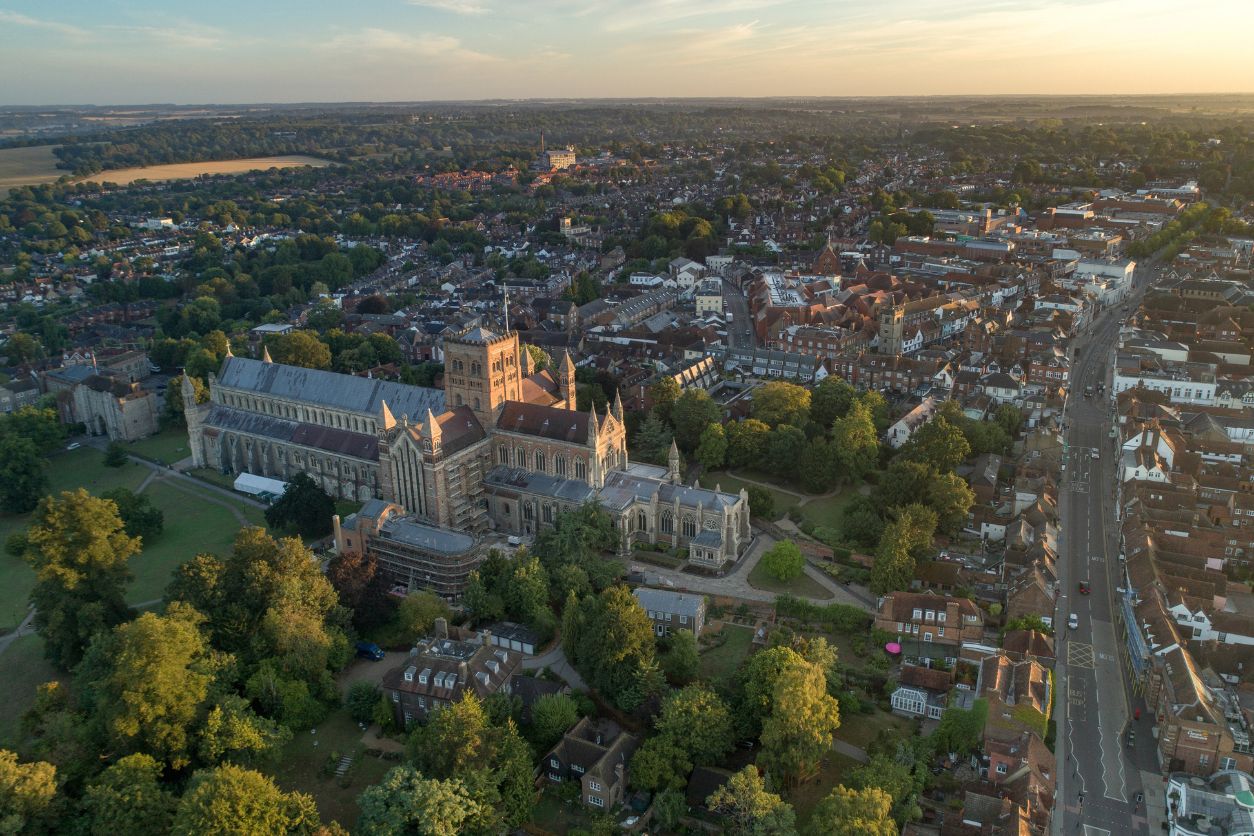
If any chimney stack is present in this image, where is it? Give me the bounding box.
[434,617,448,639]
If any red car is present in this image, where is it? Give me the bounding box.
[1078,580,1091,595]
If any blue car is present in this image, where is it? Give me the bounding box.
[355,641,385,661]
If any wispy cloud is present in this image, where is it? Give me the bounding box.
[325,28,498,63]
[407,0,489,15]
[0,9,88,38]
[105,24,226,50]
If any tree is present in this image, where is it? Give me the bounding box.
[92,604,214,770]
[104,442,129,468]
[762,540,805,581]
[874,459,936,510]
[2,406,66,454]
[648,377,681,424]
[695,422,727,471]
[563,585,657,709]
[726,419,771,469]
[927,471,975,536]
[326,549,391,633]
[83,753,176,836]
[807,785,897,836]
[765,425,807,477]
[630,736,692,792]
[850,752,925,826]
[899,416,970,473]
[172,764,320,836]
[661,629,700,686]
[394,592,452,645]
[745,485,775,521]
[931,698,988,757]
[655,684,734,765]
[829,400,879,483]
[266,331,331,370]
[165,373,209,426]
[0,749,57,836]
[357,765,489,836]
[706,765,797,836]
[26,489,140,667]
[529,693,580,751]
[101,488,165,542]
[524,344,551,372]
[672,390,721,452]
[860,390,891,434]
[752,381,811,428]
[738,645,804,738]
[4,332,43,365]
[810,377,856,429]
[632,414,675,465]
[347,682,381,724]
[870,505,937,595]
[840,495,885,550]
[759,659,842,787]
[653,789,687,832]
[264,473,335,538]
[0,434,47,514]
[197,695,292,766]
[799,438,833,494]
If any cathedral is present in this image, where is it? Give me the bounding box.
[184,326,750,590]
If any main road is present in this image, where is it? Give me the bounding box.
[1054,263,1165,834]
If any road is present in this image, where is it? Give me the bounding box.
[1054,264,1164,834]
[722,278,755,349]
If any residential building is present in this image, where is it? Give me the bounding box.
[543,717,639,811]
[633,587,706,637]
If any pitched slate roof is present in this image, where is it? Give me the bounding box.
[217,356,444,419]
[202,405,380,461]
[496,401,589,443]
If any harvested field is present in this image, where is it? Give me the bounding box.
[0,145,64,188]
[77,155,333,185]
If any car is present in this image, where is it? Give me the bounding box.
[66,442,81,451]
[1078,580,1091,595]
[1068,613,1079,630]
[507,535,523,547]
[354,641,385,661]
[1090,449,1100,460]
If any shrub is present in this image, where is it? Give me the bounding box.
[104,442,128,467]
[346,682,380,723]
[775,594,871,633]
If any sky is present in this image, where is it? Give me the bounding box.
[1,0,1252,104]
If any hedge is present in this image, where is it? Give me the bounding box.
[775,593,871,633]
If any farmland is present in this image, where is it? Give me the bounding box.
[76,155,333,185]
[0,145,64,188]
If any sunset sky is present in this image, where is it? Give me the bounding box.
[2,0,1252,104]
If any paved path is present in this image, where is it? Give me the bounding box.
[833,739,870,764]
[636,533,872,610]
[520,643,588,691]
[0,608,37,656]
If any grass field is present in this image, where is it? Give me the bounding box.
[268,709,394,828]
[798,490,858,529]
[699,471,799,519]
[0,451,149,631]
[79,155,333,185]
[698,623,756,684]
[0,449,265,630]
[0,634,62,747]
[125,427,192,465]
[747,557,834,600]
[0,145,64,189]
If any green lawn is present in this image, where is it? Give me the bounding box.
[0,451,267,628]
[125,427,191,465]
[747,558,834,600]
[698,623,756,684]
[187,467,238,491]
[835,709,912,752]
[0,452,150,631]
[267,709,395,828]
[699,471,799,518]
[0,634,62,747]
[127,481,260,604]
[798,490,858,529]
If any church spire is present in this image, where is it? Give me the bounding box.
[667,439,681,485]
[262,344,273,364]
[558,350,576,409]
[587,404,599,447]
[610,389,624,422]
[379,399,396,432]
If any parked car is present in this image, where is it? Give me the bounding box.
[66,442,81,451]
[355,641,385,661]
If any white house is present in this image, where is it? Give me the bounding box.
[887,397,938,449]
